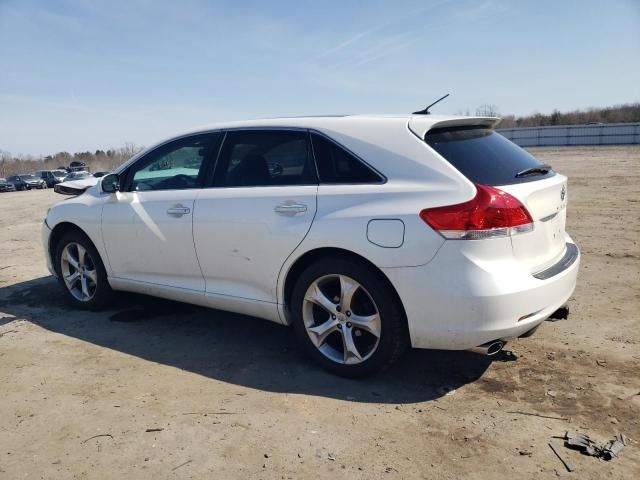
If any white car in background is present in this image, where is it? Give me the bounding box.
[42,114,579,377]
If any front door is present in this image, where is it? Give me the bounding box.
[101,133,221,291]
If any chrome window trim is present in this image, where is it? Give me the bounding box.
[115,125,388,186]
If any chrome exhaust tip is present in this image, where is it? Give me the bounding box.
[468,340,505,356]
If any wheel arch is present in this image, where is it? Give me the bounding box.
[49,222,98,270]
[281,247,408,327]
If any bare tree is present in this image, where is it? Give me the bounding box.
[497,102,640,128]
[0,143,145,177]
[475,104,500,117]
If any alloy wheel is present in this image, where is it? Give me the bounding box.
[302,274,381,365]
[60,242,98,302]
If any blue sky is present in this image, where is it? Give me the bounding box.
[1,0,638,156]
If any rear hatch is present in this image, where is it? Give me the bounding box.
[419,123,568,273]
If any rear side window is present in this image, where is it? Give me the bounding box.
[214,130,316,187]
[311,133,383,184]
[425,127,555,186]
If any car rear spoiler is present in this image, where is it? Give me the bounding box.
[407,116,501,139]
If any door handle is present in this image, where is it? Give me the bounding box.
[166,205,191,216]
[274,203,307,215]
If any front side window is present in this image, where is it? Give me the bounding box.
[310,133,384,184]
[213,130,316,187]
[128,133,219,191]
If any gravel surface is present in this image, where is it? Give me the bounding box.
[1,146,638,479]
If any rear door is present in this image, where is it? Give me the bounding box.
[424,125,568,273]
[193,129,317,303]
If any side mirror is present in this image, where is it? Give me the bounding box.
[101,173,120,193]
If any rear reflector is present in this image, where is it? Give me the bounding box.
[419,184,534,240]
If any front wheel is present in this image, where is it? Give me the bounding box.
[54,231,113,310]
[291,258,408,377]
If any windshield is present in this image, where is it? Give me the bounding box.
[20,175,37,180]
[425,126,555,186]
[53,171,67,178]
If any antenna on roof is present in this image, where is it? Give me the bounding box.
[413,93,450,115]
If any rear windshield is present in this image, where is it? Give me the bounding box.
[425,126,555,185]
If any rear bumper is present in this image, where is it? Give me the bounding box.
[382,236,580,350]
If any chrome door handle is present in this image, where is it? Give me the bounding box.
[166,206,191,216]
[274,203,307,215]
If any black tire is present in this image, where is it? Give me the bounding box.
[54,230,113,310]
[291,257,409,378]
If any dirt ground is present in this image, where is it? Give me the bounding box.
[1,146,639,479]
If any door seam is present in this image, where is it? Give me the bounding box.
[191,189,208,292]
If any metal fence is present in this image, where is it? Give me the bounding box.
[497,122,640,147]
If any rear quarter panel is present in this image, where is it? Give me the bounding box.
[277,120,477,307]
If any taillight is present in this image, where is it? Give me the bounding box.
[419,184,534,240]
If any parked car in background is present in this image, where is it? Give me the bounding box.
[43,114,580,377]
[35,170,68,188]
[69,161,89,173]
[0,178,17,192]
[7,174,46,190]
[64,170,91,182]
[53,173,100,195]
[64,171,91,181]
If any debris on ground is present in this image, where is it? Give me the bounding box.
[171,460,192,472]
[507,411,568,421]
[548,442,574,472]
[602,434,626,460]
[562,431,626,460]
[80,433,113,444]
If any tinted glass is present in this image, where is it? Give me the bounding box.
[425,127,555,186]
[214,130,315,187]
[129,134,218,191]
[310,133,383,184]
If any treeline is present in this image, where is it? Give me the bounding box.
[0,143,143,178]
[498,103,640,128]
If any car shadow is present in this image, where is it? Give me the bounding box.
[0,276,506,404]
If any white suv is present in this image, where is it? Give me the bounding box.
[42,115,580,377]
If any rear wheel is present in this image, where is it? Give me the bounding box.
[291,257,408,377]
[54,231,113,310]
